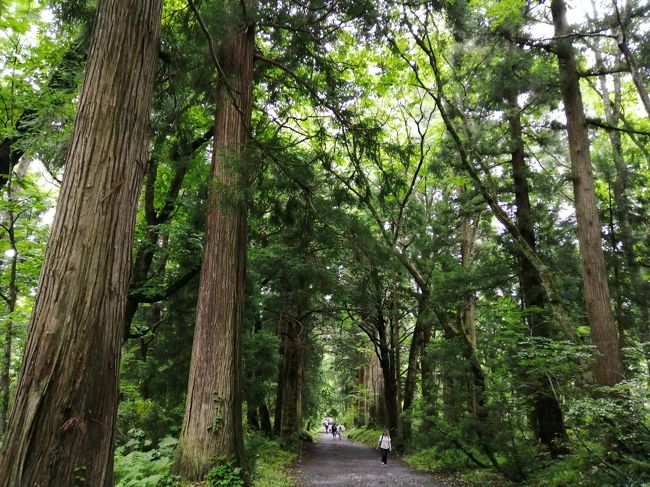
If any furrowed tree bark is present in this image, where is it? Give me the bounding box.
[0,0,162,484]
[174,19,255,481]
[551,0,624,387]
[277,320,306,438]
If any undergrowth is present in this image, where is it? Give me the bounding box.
[114,429,299,487]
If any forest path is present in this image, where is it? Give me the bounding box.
[292,432,462,486]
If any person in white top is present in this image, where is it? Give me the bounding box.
[377,430,392,466]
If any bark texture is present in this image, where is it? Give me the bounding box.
[174,23,255,480]
[551,0,624,387]
[0,0,162,485]
[276,319,306,438]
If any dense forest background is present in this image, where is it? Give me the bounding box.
[0,0,649,485]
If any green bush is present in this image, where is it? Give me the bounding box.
[114,434,180,487]
[345,426,383,446]
[245,430,298,487]
[206,457,244,487]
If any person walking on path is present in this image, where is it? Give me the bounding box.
[377,430,392,466]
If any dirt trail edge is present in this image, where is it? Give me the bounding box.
[291,432,467,486]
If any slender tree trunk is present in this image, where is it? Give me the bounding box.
[174,21,255,480]
[459,203,478,414]
[613,0,650,117]
[0,1,162,484]
[420,323,436,430]
[277,319,306,438]
[259,403,273,435]
[0,160,31,436]
[506,88,568,453]
[551,0,624,387]
[0,216,17,437]
[355,368,367,427]
[368,270,400,437]
[123,128,212,341]
[402,289,430,440]
[274,319,286,436]
[404,28,579,343]
[390,269,402,438]
[247,406,260,430]
[593,44,650,366]
[0,44,87,190]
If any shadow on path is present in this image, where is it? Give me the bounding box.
[292,432,451,486]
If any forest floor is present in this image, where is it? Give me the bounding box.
[290,432,471,486]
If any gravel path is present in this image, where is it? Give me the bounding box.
[292,432,463,486]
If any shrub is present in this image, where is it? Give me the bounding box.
[114,434,180,487]
[206,457,244,487]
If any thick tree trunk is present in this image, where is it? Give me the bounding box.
[506,88,568,453]
[379,349,400,439]
[551,0,625,387]
[0,1,162,484]
[174,22,255,481]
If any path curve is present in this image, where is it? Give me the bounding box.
[292,432,459,486]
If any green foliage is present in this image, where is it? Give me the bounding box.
[205,457,244,487]
[114,433,180,487]
[405,446,477,473]
[245,431,298,487]
[4,1,650,487]
[345,426,383,446]
[117,349,187,444]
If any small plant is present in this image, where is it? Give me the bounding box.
[205,457,244,487]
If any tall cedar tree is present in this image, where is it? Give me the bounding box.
[506,86,568,451]
[551,0,625,387]
[0,0,162,485]
[173,14,255,480]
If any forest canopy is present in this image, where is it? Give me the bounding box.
[0,0,649,486]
